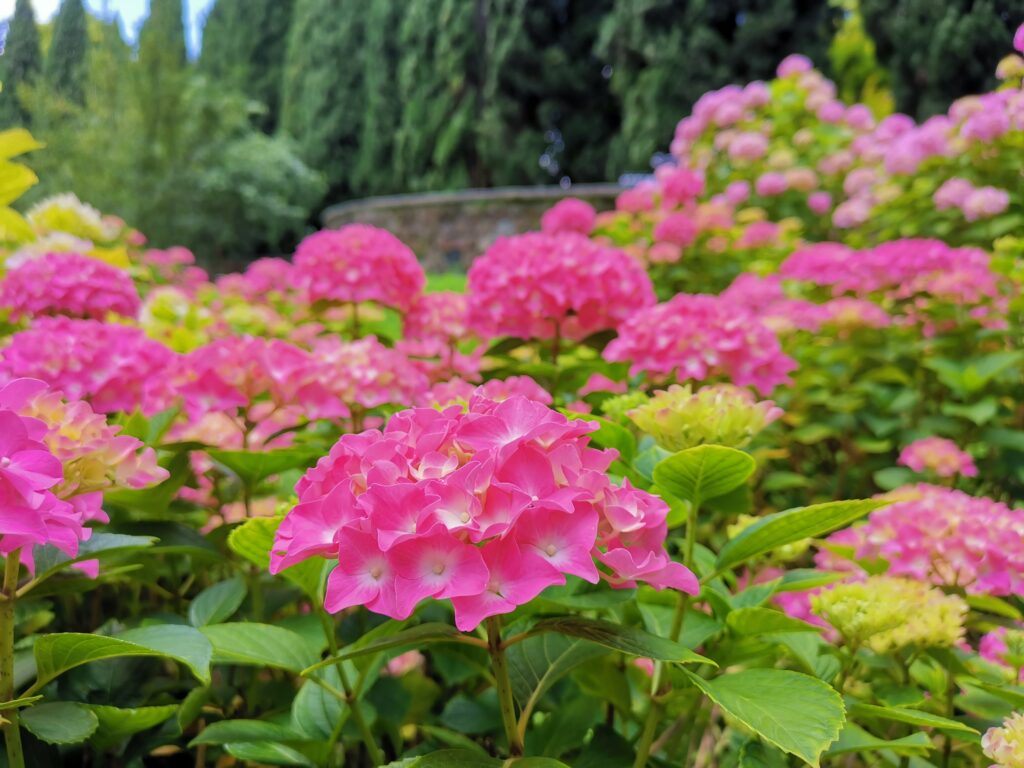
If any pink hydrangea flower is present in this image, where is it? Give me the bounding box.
[934,178,975,210]
[727,132,769,161]
[423,376,553,408]
[579,374,628,397]
[216,258,294,300]
[657,166,705,205]
[898,437,978,478]
[603,293,797,394]
[807,191,832,214]
[0,318,178,415]
[291,225,425,313]
[755,172,788,197]
[271,396,698,630]
[467,233,655,342]
[313,336,431,413]
[724,180,751,205]
[175,336,347,423]
[653,213,698,247]
[818,484,1024,596]
[962,186,1010,221]
[777,54,813,77]
[720,274,827,334]
[0,252,140,321]
[399,292,480,382]
[540,198,597,235]
[1015,23,1024,53]
[980,628,1024,680]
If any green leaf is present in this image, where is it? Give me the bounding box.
[303,623,465,675]
[849,703,978,734]
[228,516,325,601]
[88,704,178,749]
[726,607,821,637]
[209,447,322,486]
[716,500,886,573]
[824,723,932,757]
[225,742,316,767]
[684,668,845,765]
[189,576,247,626]
[21,702,98,745]
[292,667,345,739]
[506,633,608,708]
[190,719,309,745]
[29,533,157,586]
[410,751,501,767]
[652,445,756,507]
[201,623,318,673]
[529,617,714,665]
[32,626,212,690]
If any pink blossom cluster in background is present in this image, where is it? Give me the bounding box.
[312,336,431,413]
[0,252,141,321]
[898,437,978,478]
[604,293,796,394]
[216,257,295,301]
[540,197,597,235]
[0,317,178,415]
[980,627,1024,680]
[819,484,1024,596]
[270,395,698,630]
[467,232,656,342]
[175,336,348,423]
[423,375,554,409]
[290,224,426,312]
[779,239,1003,313]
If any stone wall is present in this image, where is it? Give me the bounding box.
[321,184,621,272]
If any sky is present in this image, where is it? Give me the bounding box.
[0,0,215,55]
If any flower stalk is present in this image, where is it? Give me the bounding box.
[1,551,25,768]
[486,616,524,757]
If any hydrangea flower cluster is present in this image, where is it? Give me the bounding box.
[819,484,1024,596]
[984,712,1024,768]
[399,292,480,381]
[0,317,178,415]
[980,627,1024,680]
[898,437,978,478]
[0,252,141,321]
[540,198,597,235]
[291,225,425,313]
[603,293,796,394]
[312,336,430,415]
[0,378,166,572]
[175,336,347,424]
[811,576,967,654]
[423,376,553,409]
[216,257,295,301]
[270,396,698,631]
[467,233,655,342]
[626,383,782,451]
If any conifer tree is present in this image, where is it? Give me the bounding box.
[45,0,89,103]
[0,0,42,125]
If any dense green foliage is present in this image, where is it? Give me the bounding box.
[2,0,1023,268]
[0,0,42,125]
[44,0,88,104]
[861,0,1024,117]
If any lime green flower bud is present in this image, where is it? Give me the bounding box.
[601,391,650,424]
[626,384,782,451]
[812,577,967,653]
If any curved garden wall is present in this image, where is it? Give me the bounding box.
[321,184,621,271]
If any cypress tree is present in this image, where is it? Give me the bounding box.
[200,0,295,131]
[861,0,1024,118]
[279,0,366,197]
[45,0,89,103]
[139,0,186,69]
[394,0,482,191]
[0,0,43,125]
[599,0,839,174]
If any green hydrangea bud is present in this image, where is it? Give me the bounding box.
[601,391,650,424]
[626,384,782,451]
[812,577,967,653]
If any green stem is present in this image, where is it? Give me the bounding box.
[1,551,26,768]
[635,502,700,767]
[319,608,383,766]
[351,302,361,338]
[486,617,523,757]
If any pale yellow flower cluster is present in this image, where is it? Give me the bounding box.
[984,712,1024,768]
[812,576,967,653]
[626,383,781,451]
